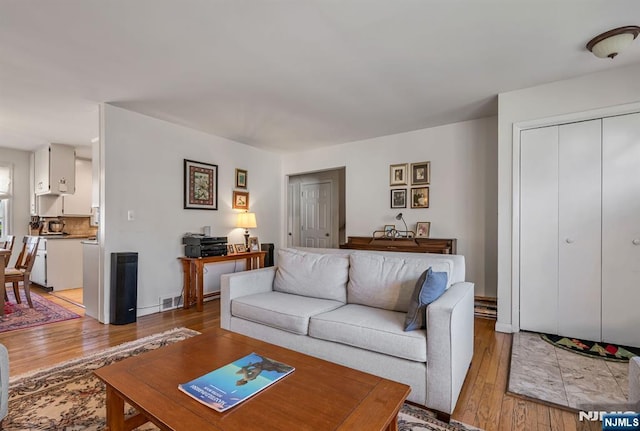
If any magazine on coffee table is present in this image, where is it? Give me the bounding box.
[178,352,295,412]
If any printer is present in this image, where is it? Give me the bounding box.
[182,234,228,257]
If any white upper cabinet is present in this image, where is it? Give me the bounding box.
[34,143,76,195]
[62,158,92,216]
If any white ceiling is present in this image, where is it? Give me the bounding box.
[1,1,639,153]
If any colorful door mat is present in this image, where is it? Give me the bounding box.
[541,333,640,362]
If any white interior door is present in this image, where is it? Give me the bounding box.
[519,126,559,335]
[557,120,602,341]
[300,181,332,248]
[602,112,640,347]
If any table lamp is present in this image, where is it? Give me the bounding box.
[236,212,257,249]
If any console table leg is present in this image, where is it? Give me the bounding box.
[181,260,191,310]
[197,261,204,312]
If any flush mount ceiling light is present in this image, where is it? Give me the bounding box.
[586,25,640,59]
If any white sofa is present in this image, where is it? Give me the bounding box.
[220,247,474,415]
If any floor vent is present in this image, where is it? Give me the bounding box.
[159,295,182,311]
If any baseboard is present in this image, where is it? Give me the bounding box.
[495,322,515,333]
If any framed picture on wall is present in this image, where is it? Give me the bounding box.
[411,187,429,208]
[184,159,218,210]
[232,191,249,210]
[415,222,431,238]
[390,164,408,186]
[390,188,407,208]
[235,169,247,188]
[411,162,430,185]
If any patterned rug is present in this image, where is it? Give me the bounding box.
[0,290,80,333]
[541,333,640,362]
[5,327,481,431]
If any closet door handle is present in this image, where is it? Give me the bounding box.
[633,239,640,246]
[565,238,574,244]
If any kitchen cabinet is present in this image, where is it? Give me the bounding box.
[34,143,76,195]
[34,238,84,290]
[82,240,99,320]
[33,158,92,217]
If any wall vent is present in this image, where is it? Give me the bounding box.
[159,295,183,311]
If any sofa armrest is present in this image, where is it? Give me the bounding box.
[220,266,277,330]
[0,343,8,421]
[426,281,474,414]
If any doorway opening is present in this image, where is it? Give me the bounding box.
[287,167,345,249]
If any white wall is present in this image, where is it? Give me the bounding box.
[0,147,31,267]
[101,104,282,321]
[282,117,498,297]
[497,63,640,332]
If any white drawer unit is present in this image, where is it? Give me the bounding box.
[31,238,84,290]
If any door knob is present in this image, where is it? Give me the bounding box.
[565,238,574,244]
[633,239,640,246]
[325,233,330,237]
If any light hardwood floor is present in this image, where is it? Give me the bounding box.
[0,288,599,431]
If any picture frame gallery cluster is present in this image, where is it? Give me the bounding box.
[183,159,250,211]
[389,162,430,209]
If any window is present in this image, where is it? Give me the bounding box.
[0,163,12,238]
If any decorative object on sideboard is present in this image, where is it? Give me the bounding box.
[390,188,407,208]
[232,191,249,210]
[586,25,640,59]
[411,187,429,208]
[395,213,415,238]
[416,222,431,238]
[248,237,260,252]
[235,169,247,189]
[383,224,396,238]
[410,162,430,185]
[389,163,408,186]
[236,212,257,249]
[234,244,248,254]
[184,159,218,210]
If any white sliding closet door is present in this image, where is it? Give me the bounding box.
[558,120,602,341]
[602,112,640,347]
[520,126,559,334]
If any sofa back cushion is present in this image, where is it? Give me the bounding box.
[274,248,349,303]
[347,252,453,312]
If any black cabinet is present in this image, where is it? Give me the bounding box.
[110,252,138,325]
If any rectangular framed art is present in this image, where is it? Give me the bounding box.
[248,236,260,252]
[184,159,218,210]
[411,187,429,208]
[411,162,430,185]
[415,222,431,238]
[232,191,249,210]
[235,169,247,188]
[389,164,408,186]
[390,188,407,208]
[234,244,247,253]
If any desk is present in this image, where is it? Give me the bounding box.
[178,251,266,311]
[0,250,8,316]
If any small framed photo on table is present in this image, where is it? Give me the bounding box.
[416,222,431,238]
[248,237,260,252]
[227,244,235,255]
[234,244,247,253]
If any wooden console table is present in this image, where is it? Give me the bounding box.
[178,251,266,311]
[340,236,457,254]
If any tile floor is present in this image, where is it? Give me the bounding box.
[508,331,632,411]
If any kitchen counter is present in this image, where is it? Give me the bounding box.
[39,234,96,240]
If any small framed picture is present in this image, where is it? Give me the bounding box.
[232,191,249,210]
[384,224,396,237]
[234,244,247,253]
[235,169,247,189]
[390,164,408,186]
[227,244,235,255]
[411,162,430,185]
[390,188,406,208]
[411,187,429,208]
[248,237,260,252]
[416,222,431,238]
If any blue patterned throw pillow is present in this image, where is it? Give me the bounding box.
[403,267,448,331]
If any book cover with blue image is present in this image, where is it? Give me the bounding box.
[178,352,295,412]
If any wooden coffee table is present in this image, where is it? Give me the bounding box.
[94,328,410,431]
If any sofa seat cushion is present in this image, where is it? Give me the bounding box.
[309,304,427,362]
[274,248,349,303]
[347,252,454,312]
[231,291,344,335]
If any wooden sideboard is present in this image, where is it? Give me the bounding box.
[340,236,457,254]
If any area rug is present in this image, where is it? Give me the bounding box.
[0,290,80,333]
[541,333,640,362]
[6,326,479,431]
[508,331,631,412]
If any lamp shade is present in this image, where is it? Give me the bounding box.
[236,212,257,229]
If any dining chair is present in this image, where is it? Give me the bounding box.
[0,235,15,268]
[5,236,40,308]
